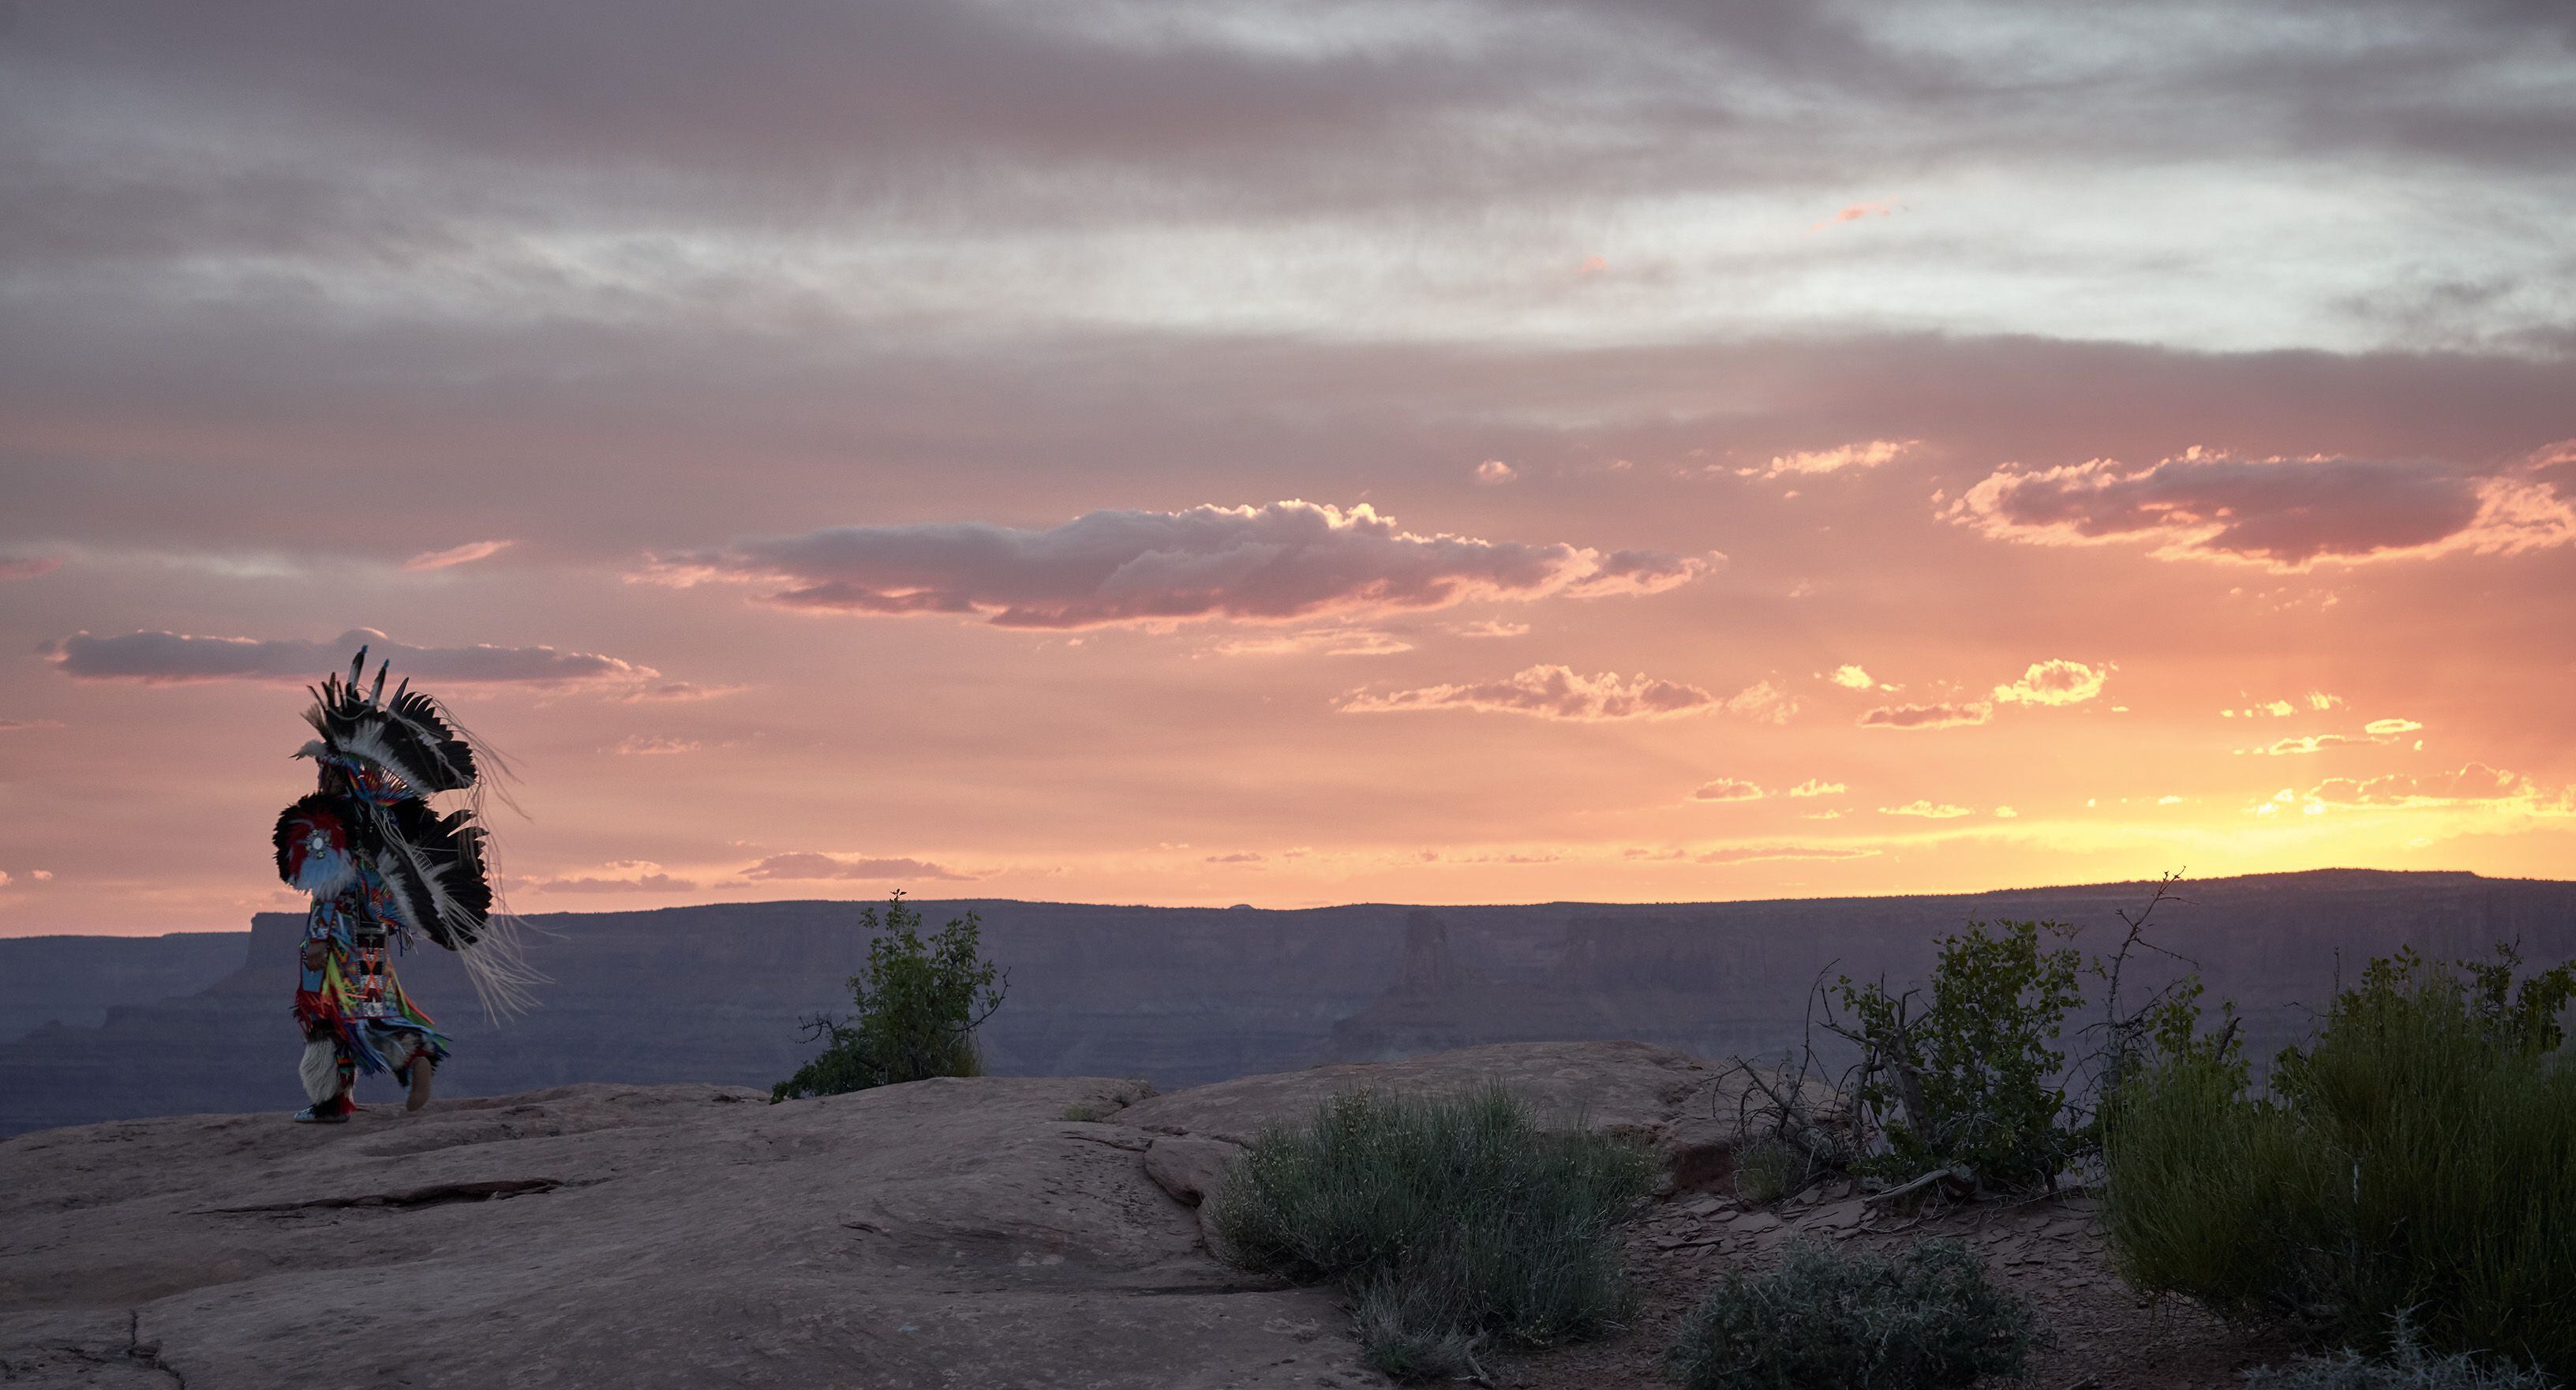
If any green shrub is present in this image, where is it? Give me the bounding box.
[1669,1238,2039,1390]
[2245,1314,2563,1390]
[2105,948,2576,1378]
[1832,919,2089,1190]
[773,891,1007,1100]
[1208,1085,1657,1381]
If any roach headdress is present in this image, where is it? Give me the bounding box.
[275,646,539,1017]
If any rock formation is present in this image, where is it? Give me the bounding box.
[6,870,2571,1138]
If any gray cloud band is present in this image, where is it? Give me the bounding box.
[641,501,1713,629]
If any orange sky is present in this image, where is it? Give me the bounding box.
[3,3,2574,933]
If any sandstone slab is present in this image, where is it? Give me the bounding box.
[0,1078,1373,1389]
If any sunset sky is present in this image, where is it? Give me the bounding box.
[3,1,2574,935]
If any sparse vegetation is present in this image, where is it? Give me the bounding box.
[1208,1085,1657,1382]
[771,891,1007,1101]
[1668,1238,2040,1390]
[2245,1314,2563,1390]
[1732,1135,1814,1205]
[2105,946,2576,1379]
[1828,918,2091,1190]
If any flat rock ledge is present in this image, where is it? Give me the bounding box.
[0,1041,1751,1389]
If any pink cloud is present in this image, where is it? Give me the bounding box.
[1693,777,1765,802]
[43,627,668,689]
[1859,700,1994,729]
[1807,200,1899,232]
[1880,800,1974,819]
[403,539,515,571]
[639,501,1714,629]
[738,852,972,882]
[1949,449,2576,570]
[0,556,63,581]
[526,863,701,894]
[612,736,702,755]
[1339,664,1717,721]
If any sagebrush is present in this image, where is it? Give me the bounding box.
[2106,946,2576,1378]
[1208,1085,1657,1382]
[1668,1238,2040,1390]
[2245,1313,2563,1390]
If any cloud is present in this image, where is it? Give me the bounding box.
[1859,700,1994,729]
[1694,845,1878,864]
[29,870,52,882]
[526,863,701,894]
[1692,778,1765,802]
[1993,806,2019,818]
[1204,851,1265,864]
[1743,440,1914,480]
[43,627,668,690]
[1992,658,2111,706]
[1881,800,1975,819]
[2242,734,2384,755]
[1475,459,1517,485]
[1724,680,1799,725]
[402,539,515,571]
[0,557,64,581]
[1339,664,1717,721]
[1559,547,1727,599]
[1455,620,1530,639]
[1808,200,1899,232]
[2308,763,2537,809]
[1828,665,1876,690]
[641,501,1713,629]
[0,871,11,888]
[612,736,702,755]
[1948,450,2576,571]
[738,852,972,882]
[2308,692,2344,710]
[1787,779,1846,798]
[0,719,67,733]
[2238,717,2423,755]
[1211,627,1412,658]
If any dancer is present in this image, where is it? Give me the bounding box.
[274,647,533,1122]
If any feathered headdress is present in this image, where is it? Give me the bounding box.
[275,646,541,1017]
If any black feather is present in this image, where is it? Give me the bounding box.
[369,798,494,950]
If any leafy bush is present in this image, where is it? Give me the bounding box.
[1831,919,2090,1190]
[2245,1314,2563,1390]
[1669,1238,2040,1390]
[1208,1085,1657,1381]
[2105,947,2576,1378]
[772,891,1007,1100]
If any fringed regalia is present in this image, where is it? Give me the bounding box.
[275,647,535,1122]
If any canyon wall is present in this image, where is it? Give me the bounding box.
[5,870,2570,1137]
